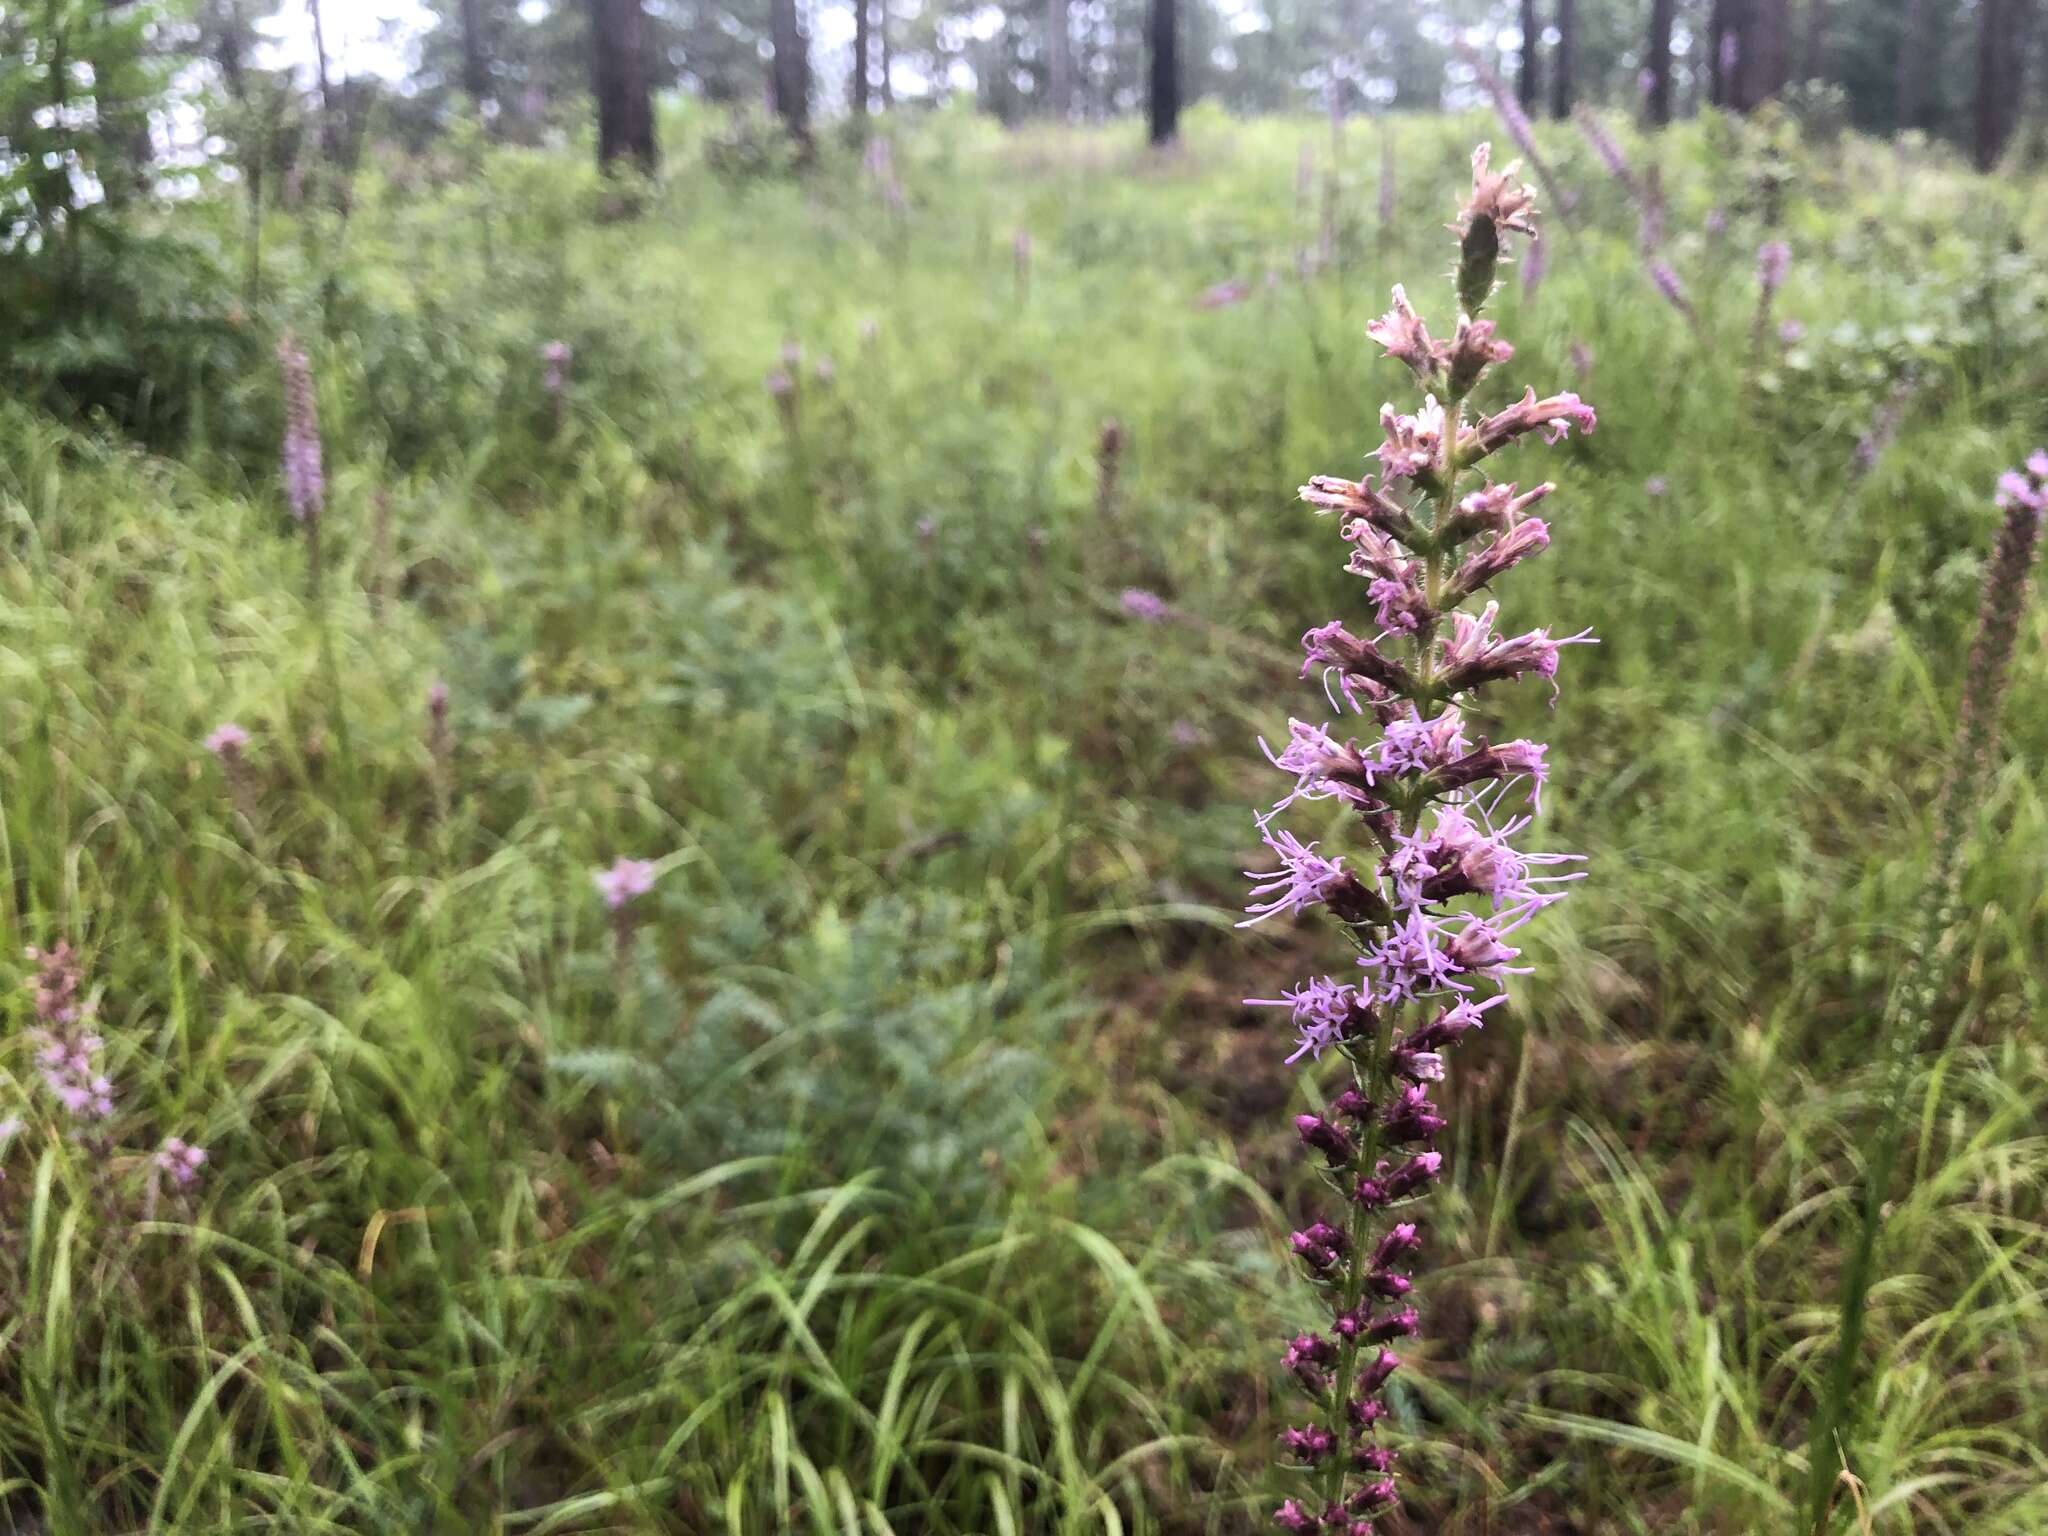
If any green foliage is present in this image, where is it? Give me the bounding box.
[1,110,2046,1535]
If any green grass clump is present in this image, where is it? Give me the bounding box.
[1,105,2045,1533]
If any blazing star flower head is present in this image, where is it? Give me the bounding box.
[765,368,795,400]
[1366,285,1436,377]
[593,856,658,910]
[1778,319,1806,345]
[1441,314,1515,395]
[1457,142,1538,240]
[1247,975,1368,1063]
[1648,259,1692,316]
[1375,396,1447,481]
[1242,825,1355,927]
[1121,587,1170,621]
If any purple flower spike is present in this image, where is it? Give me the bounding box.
[1243,144,1589,1530]
[1120,587,1170,621]
[156,1136,210,1187]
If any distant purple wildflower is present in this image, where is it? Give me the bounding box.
[1646,475,1669,497]
[205,722,250,760]
[276,335,324,526]
[1197,279,1251,311]
[1121,587,1171,621]
[1756,240,1791,294]
[156,1136,209,1187]
[593,857,658,910]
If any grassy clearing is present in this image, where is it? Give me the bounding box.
[2,106,2045,1533]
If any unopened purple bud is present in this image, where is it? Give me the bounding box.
[1382,1151,1444,1199]
[1349,1395,1389,1430]
[1367,1270,1414,1300]
[1296,1114,1355,1163]
[1280,1423,1337,1464]
[1330,1088,1373,1120]
[1357,1349,1401,1394]
[1370,1222,1421,1269]
[1362,1305,1420,1343]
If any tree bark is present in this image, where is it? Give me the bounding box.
[1518,0,1541,112]
[1895,0,1925,129]
[588,0,657,172]
[1745,0,1790,103]
[852,0,870,116]
[1801,0,1826,82]
[1047,0,1072,118]
[460,0,490,111]
[1147,0,1178,144]
[770,0,810,145]
[1548,0,1574,117]
[1975,0,2032,167]
[1645,0,1674,123]
[307,0,340,159]
[879,0,893,108]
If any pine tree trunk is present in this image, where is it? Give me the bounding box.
[1047,0,1072,118]
[1896,0,1925,129]
[1975,0,2029,167]
[1801,0,1826,82]
[770,0,810,144]
[460,0,489,110]
[589,0,657,172]
[1518,0,1541,112]
[1147,0,1178,144]
[1548,0,1574,117]
[1645,0,1675,123]
[307,0,340,159]
[879,0,894,108]
[852,0,870,116]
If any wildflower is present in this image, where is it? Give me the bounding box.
[813,355,836,386]
[1646,259,1697,324]
[1645,475,1669,497]
[155,1136,209,1187]
[1366,286,1436,380]
[1573,106,1636,194]
[1756,240,1790,295]
[1852,374,1917,479]
[276,334,324,525]
[593,857,658,910]
[206,722,249,759]
[540,339,573,394]
[1521,231,1547,301]
[1246,145,1586,1526]
[1197,278,1251,310]
[1121,587,1170,621]
[1779,319,1807,345]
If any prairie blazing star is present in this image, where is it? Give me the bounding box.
[1244,143,1590,1529]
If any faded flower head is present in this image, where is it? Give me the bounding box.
[205,722,250,759]
[1457,142,1539,242]
[593,857,658,911]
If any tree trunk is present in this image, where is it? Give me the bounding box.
[879,0,893,108]
[1744,0,1790,104]
[1645,0,1674,123]
[852,0,870,116]
[1975,0,2031,167]
[1147,0,1177,144]
[770,0,810,143]
[307,0,340,159]
[1548,0,1574,117]
[588,0,657,172]
[1801,0,1826,81]
[460,0,490,110]
[1047,0,1072,118]
[1518,0,1541,112]
[1895,0,1925,129]
[1707,0,1733,104]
